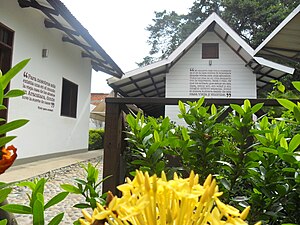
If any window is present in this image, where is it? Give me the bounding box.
[202,43,219,59]
[61,78,78,118]
[0,23,14,121]
[0,23,14,74]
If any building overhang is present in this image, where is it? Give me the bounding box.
[18,0,123,78]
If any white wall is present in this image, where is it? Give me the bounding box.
[165,32,256,124]
[1,0,92,159]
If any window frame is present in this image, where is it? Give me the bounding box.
[0,23,14,122]
[202,43,219,59]
[60,78,78,118]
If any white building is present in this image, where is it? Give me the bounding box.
[0,0,123,162]
[108,13,294,122]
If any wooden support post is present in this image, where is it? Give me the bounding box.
[103,101,122,194]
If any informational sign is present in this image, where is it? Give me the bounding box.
[22,71,56,112]
[189,69,232,97]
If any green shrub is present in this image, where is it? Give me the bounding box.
[125,87,300,224]
[88,129,104,150]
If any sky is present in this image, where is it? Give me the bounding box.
[61,0,195,93]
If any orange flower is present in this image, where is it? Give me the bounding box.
[0,145,17,174]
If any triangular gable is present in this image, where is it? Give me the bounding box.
[108,13,294,99]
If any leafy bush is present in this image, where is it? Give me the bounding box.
[124,85,300,224]
[1,178,68,225]
[88,129,104,150]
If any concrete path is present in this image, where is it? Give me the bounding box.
[1,150,102,183]
[0,150,103,224]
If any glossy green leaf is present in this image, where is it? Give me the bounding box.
[18,181,35,190]
[282,168,296,173]
[73,203,91,209]
[277,99,296,111]
[292,81,300,93]
[73,220,81,225]
[257,147,278,154]
[289,134,300,152]
[280,137,288,150]
[140,123,152,138]
[153,130,160,142]
[230,104,244,115]
[0,188,12,203]
[74,179,87,186]
[126,114,136,130]
[60,184,81,194]
[0,136,16,147]
[243,99,251,112]
[260,116,269,129]
[155,161,165,172]
[178,100,186,114]
[0,59,30,89]
[0,204,32,214]
[281,153,296,164]
[0,82,3,106]
[293,106,300,122]
[277,83,285,93]
[147,142,160,157]
[197,97,205,107]
[31,179,46,208]
[220,178,230,190]
[4,89,25,98]
[48,213,64,225]
[251,103,264,114]
[0,119,29,135]
[96,175,112,188]
[211,104,217,115]
[181,127,189,141]
[44,192,69,210]
[0,219,7,225]
[131,160,150,166]
[33,197,44,225]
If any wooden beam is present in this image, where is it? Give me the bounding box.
[44,19,79,36]
[18,0,58,15]
[131,86,165,97]
[214,31,248,64]
[105,97,299,106]
[103,102,123,195]
[62,36,94,51]
[91,61,120,77]
[82,52,106,63]
[129,77,146,97]
[115,72,166,89]
[259,49,299,64]
[126,79,164,95]
[149,71,161,97]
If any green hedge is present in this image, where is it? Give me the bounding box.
[88,129,104,150]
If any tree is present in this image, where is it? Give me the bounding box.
[137,0,298,66]
[222,0,299,48]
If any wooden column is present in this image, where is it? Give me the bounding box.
[103,101,122,194]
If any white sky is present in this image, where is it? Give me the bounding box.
[61,0,195,93]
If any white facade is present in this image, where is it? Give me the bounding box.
[1,0,92,159]
[165,32,256,123]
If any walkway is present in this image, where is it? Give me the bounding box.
[1,150,103,224]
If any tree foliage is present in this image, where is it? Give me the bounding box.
[137,0,299,67]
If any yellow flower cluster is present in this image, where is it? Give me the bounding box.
[79,171,261,225]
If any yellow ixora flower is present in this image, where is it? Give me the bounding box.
[79,171,260,225]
